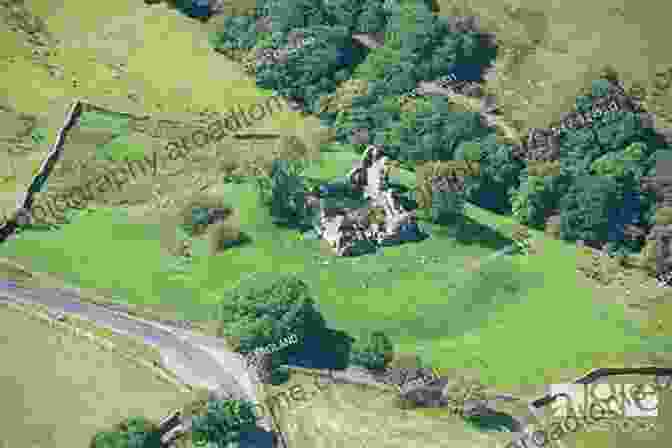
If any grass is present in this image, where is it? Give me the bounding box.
[3,148,670,391]
[0,304,190,448]
[1,3,672,446]
[438,0,672,130]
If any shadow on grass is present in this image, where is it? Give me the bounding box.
[21,222,61,233]
[215,231,253,252]
[285,328,355,371]
[462,409,523,433]
[427,214,512,252]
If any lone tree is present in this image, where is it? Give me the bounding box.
[217,274,327,356]
[191,398,258,448]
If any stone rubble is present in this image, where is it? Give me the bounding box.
[315,144,425,256]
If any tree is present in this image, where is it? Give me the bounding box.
[261,158,317,228]
[210,15,259,52]
[256,26,368,114]
[191,399,258,448]
[458,134,524,213]
[217,274,327,355]
[430,176,465,224]
[355,0,387,34]
[511,175,560,229]
[381,97,489,163]
[559,175,622,244]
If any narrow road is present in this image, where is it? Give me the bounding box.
[0,282,273,432]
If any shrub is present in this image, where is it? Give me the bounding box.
[350,330,394,371]
[178,193,234,236]
[350,349,386,371]
[207,213,243,254]
[191,399,258,447]
[89,416,161,448]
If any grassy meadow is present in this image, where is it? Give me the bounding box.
[0,304,190,448]
[1,1,672,447]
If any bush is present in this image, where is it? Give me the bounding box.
[178,193,234,236]
[89,416,161,448]
[207,213,243,254]
[350,330,394,371]
[191,399,258,447]
[350,349,386,371]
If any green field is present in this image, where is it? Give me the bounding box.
[0,304,190,448]
[2,139,670,388]
[1,1,672,446]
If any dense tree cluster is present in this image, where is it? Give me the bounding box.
[511,79,671,251]
[210,0,672,257]
[256,25,370,114]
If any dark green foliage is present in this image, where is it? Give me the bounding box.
[217,274,327,355]
[257,159,317,228]
[559,175,622,243]
[431,179,465,224]
[335,1,497,162]
[350,349,386,370]
[267,0,330,34]
[538,78,672,248]
[355,0,388,34]
[350,330,394,371]
[210,15,258,51]
[256,26,369,114]
[321,0,387,34]
[89,416,160,448]
[511,175,561,229]
[457,134,524,213]
[191,399,258,447]
[380,97,490,163]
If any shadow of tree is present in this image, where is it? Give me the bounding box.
[239,427,276,448]
[427,214,512,251]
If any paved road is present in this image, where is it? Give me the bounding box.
[0,282,273,431]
